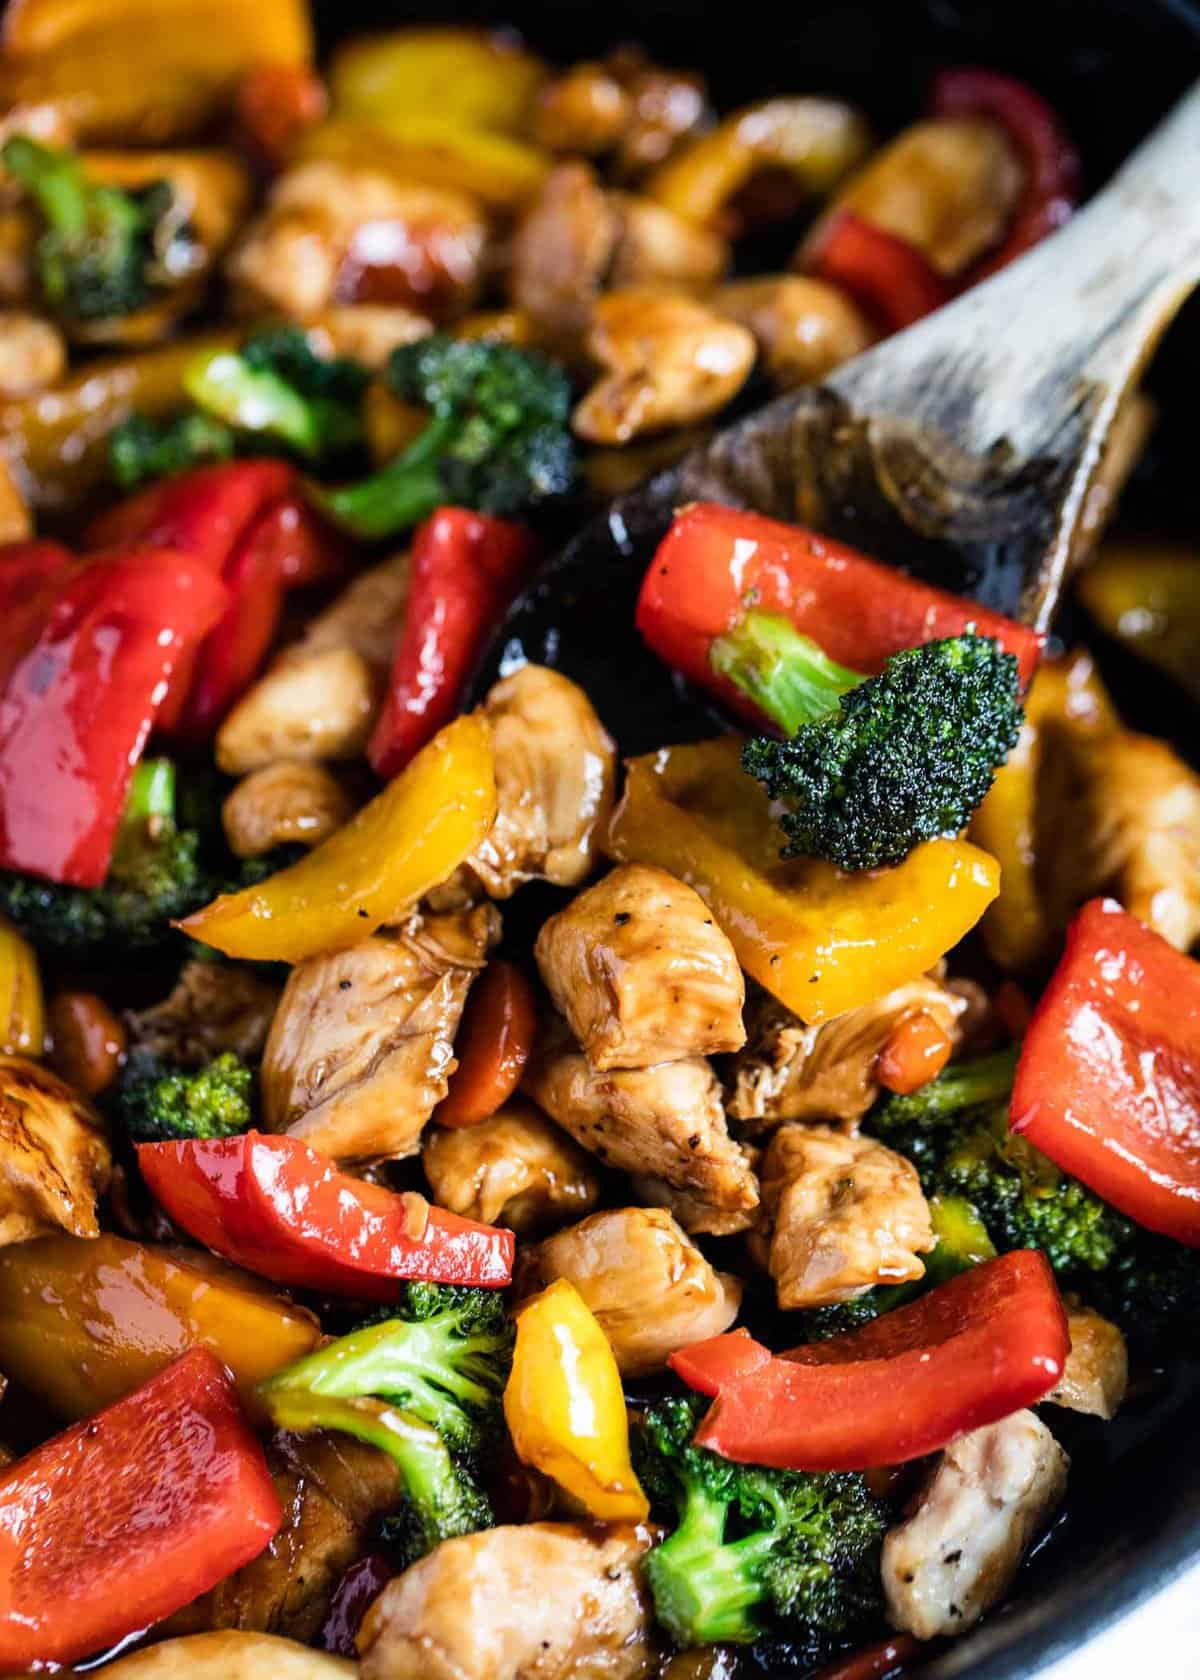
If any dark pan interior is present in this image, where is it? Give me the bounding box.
[316,5,1200,1675]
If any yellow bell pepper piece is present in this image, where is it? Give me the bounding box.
[0,0,312,144]
[0,330,235,512]
[1077,536,1200,706]
[296,116,549,213]
[181,713,497,963]
[969,651,1117,974]
[645,97,871,229]
[0,915,43,1056]
[606,736,999,1025]
[330,27,545,135]
[0,1233,320,1420]
[505,1278,649,1523]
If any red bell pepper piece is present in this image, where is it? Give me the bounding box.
[0,550,227,886]
[1011,898,1200,1246]
[138,1131,516,1297]
[368,507,538,780]
[0,1347,280,1672]
[87,458,294,571]
[804,209,951,334]
[637,502,1043,726]
[669,1328,773,1395]
[0,541,74,691]
[670,1251,1068,1471]
[931,68,1080,282]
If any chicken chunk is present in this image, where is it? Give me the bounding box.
[1039,727,1200,952]
[882,1410,1069,1639]
[574,287,755,444]
[1044,1303,1128,1420]
[632,1146,760,1236]
[751,1124,933,1309]
[523,1015,758,1212]
[519,1206,741,1375]
[217,552,411,773]
[422,1100,602,1235]
[359,1521,655,1680]
[0,1054,111,1244]
[165,1433,401,1646]
[125,960,281,1066]
[222,763,352,858]
[428,665,616,909]
[727,978,966,1133]
[0,309,65,394]
[534,51,709,179]
[101,1633,355,1679]
[227,162,486,324]
[714,276,874,390]
[262,905,500,1162]
[535,864,745,1070]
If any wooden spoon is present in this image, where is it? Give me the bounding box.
[477,80,1200,744]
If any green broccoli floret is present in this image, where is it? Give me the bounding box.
[259,1292,507,1567]
[724,612,1022,871]
[321,333,577,539]
[115,1049,253,1143]
[184,327,369,463]
[2,137,198,323]
[0,759,285,963]
[633,1395,887,1649]
[109,411,237,490]
[870,1050,1132,1279]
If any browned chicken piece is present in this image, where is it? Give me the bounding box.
[0,310,64,394]
[751,1124,934,1309]
[0,1054,111,1244]
[632,1146,760,1236]
[101,1632,356,1678]
[882,1410,1069,1639]
[307,304,432,369]
[359,1521,655,1680]
[524,1014,758,1211]
[222,763,352,858]
[1038,727,1200,952]
[727,977,966,1133]
[714,276,874,389]
[428,664,616,910]
[217,551,411,773]
[165,1432,401,1646]
[810,118,1022,276]
[1045,1302,1128,1420]
[534,49,709,179]
[227,161,487,324]
[125,959,281,1066]
[509,162,727,356]
[262,906,500,1163]
[534,863,746,1070]
[519,1206,741,1375]
[422,1100,602,1235]
[0,449,30,542]
[574,286,755,443]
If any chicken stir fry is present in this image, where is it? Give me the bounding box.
[0,11,1195,1680]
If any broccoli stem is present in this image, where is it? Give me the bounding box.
[646,1495,776,1645]
[874,1046,1020,1133]
[109,758,177,885]
[710,611,866,735]
[185,349,327,459]
[266,1389,468,1510]
[319,412,457,539]
[3,136,88,238]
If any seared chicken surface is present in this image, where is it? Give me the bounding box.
[0,1054,111,1244]
[751,1123,934,1308]
[535,863,746,1070]
[518,1205,741,1375]
[357,1522,656,1680]
[632,1147,761,1235]
[430,665,616,908]
[524,1014,758,1211]
[1046,1303,1128,1420]
[882,1410,1069,1639]
[262,905,499,1161]
[124,959,280,1066]
[422,1100,602,1235]
[726,977,966,1133]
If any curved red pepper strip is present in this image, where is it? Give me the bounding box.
[669,1328,773,1395]
[930,67,1081,282]
[636,502,1043,727]
[86,459,294,570]
[0,1347,280,1671]
[1012,898,1200,1246]
[368,507,539,781]
[138,1131,515,1297]
[670,1251,1068,1471]
[0,550,228,886]
[804,209,951,334]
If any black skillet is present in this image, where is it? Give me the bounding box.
[313,4,1200,1675]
